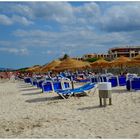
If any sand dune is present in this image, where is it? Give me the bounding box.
[0,80,140,138]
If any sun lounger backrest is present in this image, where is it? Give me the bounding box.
[37,80,44,88]
[131,79,140,90]
[60,79,72,90]
[53,81,62,90]
[108,76,118,87]
[91,76,100,83]
[118,76,126,86]
[64,82,70,88]
[98,76,108,82]
[42,80,54,92]
[33,79,37,86]
[127,78,140,91]
[24,77,32,83]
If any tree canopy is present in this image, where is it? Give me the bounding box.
[59,54,70,60]
[85,57,99,62]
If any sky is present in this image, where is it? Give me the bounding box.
[0,1,140,68]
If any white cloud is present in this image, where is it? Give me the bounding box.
[0,41,11,46]
[46,50,52,54]
[0,14,13,25]
[11,28,140,56]
[12,15,33,26]
[1,28,140,59]
[0,14,33,26]
[42,50,53,55]
[99,3,140,32]
[0,2,100,26]
[74,2,100,23]
[0,47,29,55]
[31,2,74,23]
[13,29,49,37]
[1,2,140,32]
[11,3,34,19]
[1,2,140,59]
[0,2,74,24]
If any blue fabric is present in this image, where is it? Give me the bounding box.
[24,78,31,83]
[33,80,37,86]
[57,83,95,95]
[42,81,71,92]
[118,76,126,86]
[43,82,53,92]
[37,80,44,89]
[53,82,62,90]
[133,78,140,81]
[102,77,108,82]
[99,76,107,82]
[64,82,70,88]
[59,73,66,77]
[91,77,99,83]
[131,80,140,90]
[109,77,118,87]
[126,79,140,90]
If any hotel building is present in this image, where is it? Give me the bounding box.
[74,46,140,60]
[108,46,140,59]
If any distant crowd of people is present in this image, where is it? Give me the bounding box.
[0,72,14,79]
[0,70,129,82]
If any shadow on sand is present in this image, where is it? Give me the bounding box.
[78,105,107,110]
[19,84,33,87]
[20,88,39,91]
[25,96,62,103]
[22,91,42,95]
[112,88,130,94]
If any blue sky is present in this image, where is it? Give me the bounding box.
[0,2,140,68]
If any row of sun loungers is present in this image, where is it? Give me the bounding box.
[90,75,127,87]
[24,77,96,99]
[23,73,140,99]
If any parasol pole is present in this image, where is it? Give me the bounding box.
[70,74,74,89]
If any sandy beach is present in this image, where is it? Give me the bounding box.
[0,79,140,138]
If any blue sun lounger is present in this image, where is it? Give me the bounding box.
[56,83,97,99]
[126,78,140,91]
[24,77,32,84]
[42,79,72,93]
[118,76,126,86]
[37,80,44,89]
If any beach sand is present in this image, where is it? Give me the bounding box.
[0,80,140,138]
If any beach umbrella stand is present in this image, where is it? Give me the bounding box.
[71,76,74,89]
